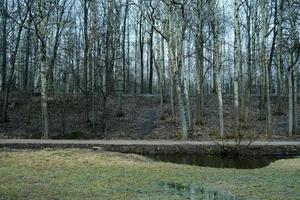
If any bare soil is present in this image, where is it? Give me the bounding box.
[0,93,298,140]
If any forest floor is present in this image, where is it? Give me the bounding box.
[0,149,299,199]
[0,93,299,140]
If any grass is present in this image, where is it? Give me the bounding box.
[0,149,299,200]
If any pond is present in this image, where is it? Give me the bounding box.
[146,153,294,169]
[158,181,241,200]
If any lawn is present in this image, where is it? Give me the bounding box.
[0,149,299,199]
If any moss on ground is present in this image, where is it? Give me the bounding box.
[0,149,299,199]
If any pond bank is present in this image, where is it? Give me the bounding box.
[1,139,300,156]
[0,149,299,199]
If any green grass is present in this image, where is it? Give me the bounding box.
[0,149,299,200]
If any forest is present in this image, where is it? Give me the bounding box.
[1,1,300,199]
[0,0,299,140]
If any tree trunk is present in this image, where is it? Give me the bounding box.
[155,37,164,118]
[139,13,144,94]
[23,13,32,91]
[91,0,97,130]
[167,1,189,139]
[233,0,240,136]
[195,0,205,125]
[122,0,129,93]
[260,0,268,122]
[126,16,130,93]
[195,26,204,125]
[276,0,283,97]
[292,62,297,135]
[244,0,252,123]
[83,0,89,123]
[1,0,7,92]
[134,19,138,94]
[36,0,49,139]
[148,26,154,94]
[181,38,192,132]
[288,0,298,136]
[265,0,278,137]
[161,37,166,94]
[48,2,65,94]
[288,65,294,137]
[216,46,224,138]
[40,44,49,139]
[2,7,28,123]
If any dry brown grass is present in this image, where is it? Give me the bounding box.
[0,149,299,199]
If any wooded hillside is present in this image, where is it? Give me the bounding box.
[0,0,299,140]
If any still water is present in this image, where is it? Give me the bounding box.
[147,154,292,169]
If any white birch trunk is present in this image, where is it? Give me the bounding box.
[37,0,49,139]
[216,45,224,138]
[233,0,240,136]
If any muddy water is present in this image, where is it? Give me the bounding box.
[147,154,293,169]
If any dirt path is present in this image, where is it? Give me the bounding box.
[1,139,300,155]
[138,109,159,139]
[1,139,300,146]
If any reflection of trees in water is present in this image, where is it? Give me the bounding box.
[147,154,281,169]
[160,182,239,200]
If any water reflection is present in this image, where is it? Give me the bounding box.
[160,182,241,200]
[147,154,291,169]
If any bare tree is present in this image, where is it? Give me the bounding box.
[1,0,29,123]
[34,0,49,139]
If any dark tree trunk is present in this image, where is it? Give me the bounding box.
[1,0,7,92]
[148,26,154,94]
[23,11,33,91]
[139,13,144,94]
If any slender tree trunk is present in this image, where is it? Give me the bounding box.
[2,7,28,123]
[254,7,259,96]
[244,0,252,123]
[75,29,81,93]
[161,38,166,94]
[169,60,175,122]
[83,0,89,122]
[48,3,65,94]
[122,0,129,93]
[265,0,278,137]
[265,64,272,137]
[139,13,144,94]
[233,0,240,136]
[126,16,130,93]
[181,38,192,132]
[292,63,297,134]
[260,0,267,122]
[148,26,154,94]
[209,0,224,137]
[105,1,114,96]
[117,20,124,118]
[288,0,298,136]
[195,0,205,125]
[155,37,164,118]
[134,20,138,94]
[1,0,7,92]
[276,0,283,97]
[195,23,204,124]
[91,0,97,130]
[40,44,49,139]
[216,46,224,138]
[23,13,32,91]
[288,65,294,137]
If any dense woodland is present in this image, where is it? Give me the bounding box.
[0,0,299,140]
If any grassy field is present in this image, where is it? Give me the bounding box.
[0,149,299,200]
